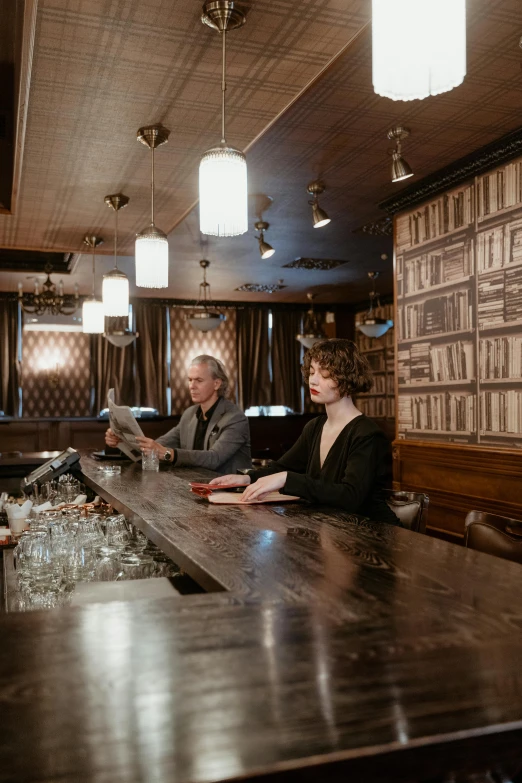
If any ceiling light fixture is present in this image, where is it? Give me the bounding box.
[18,264,79,316]
[372,0,466,101]
[388,126,413,182]
[297,293,326,349]
[187,260,226,333]
[103,194,130,317]
[254,221,275,259]
[82,235,105,334]
[307,181,331,228]
[199,0,248,237]
[135,124,170,288]
[356,271,393,338]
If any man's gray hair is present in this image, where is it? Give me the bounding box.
[190,355,229,397]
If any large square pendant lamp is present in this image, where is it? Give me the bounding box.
[135,124,170,288]
[372,0,466,101]
[102,193,130,317]
[82,235,105,333]
[199,0,248,237]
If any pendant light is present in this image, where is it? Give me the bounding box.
[307,181,331,228]
[82,235,105,334]
[372,0,466,101]
[104,309,139,347]
[254,221,275,259]
[199,0,248,237]
[102,194,130,317]
[187,260,226,333]
[135,124,170,288]
[297,293,326,349]
[388,126,413,182]
[356,272,393,338]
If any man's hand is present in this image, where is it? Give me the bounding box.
[135,436,165,457]
[240,472,288,502]
[209,474,250,487]
[105,428,121,448]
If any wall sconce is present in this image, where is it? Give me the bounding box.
[37,355,62,388]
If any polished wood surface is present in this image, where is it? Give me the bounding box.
[0,451,522,781]
[393,439,522,540]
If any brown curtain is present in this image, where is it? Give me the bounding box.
[236,308,270,410]
[0,298,20,416]
[135,301,169,414]
[271,310,303,413]
[90,318,136,414]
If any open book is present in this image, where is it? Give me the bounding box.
[108,389,144,462]
[189,484,299,505]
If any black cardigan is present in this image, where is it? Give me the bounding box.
[249,414,399,526]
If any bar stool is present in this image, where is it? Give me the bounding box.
[383,489,429,533]
[464,511,522,565]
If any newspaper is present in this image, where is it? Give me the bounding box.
[108,389,144,461]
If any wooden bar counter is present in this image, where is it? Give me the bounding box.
[1,452,522,782]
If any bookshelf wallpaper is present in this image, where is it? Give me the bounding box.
[395,154,522,447]
[354,303,395,421]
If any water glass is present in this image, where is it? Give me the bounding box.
[118,553,155,580]
[92,549,122,582]
[63,538,95,582]
[105,514,130,552]
[141,448,159,472]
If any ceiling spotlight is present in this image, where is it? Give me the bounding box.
[187,260,226,333]
[356,271,393,338]
[372,0,466,101]
[388,126,413,183]
[254,221,275,259]
[102,194,130,317]
[199,0,248,237]
[135,124,170,288]
[82,235,104,334]
[307,181,331,228]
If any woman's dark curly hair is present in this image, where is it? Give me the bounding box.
[302,338,373,397]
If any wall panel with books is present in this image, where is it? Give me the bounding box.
[395,156,522,446]
[354,303,395,423]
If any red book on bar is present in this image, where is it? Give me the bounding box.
[189,482,246,497]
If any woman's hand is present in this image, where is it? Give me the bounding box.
[105,428,121,448]
[209,474,250,487]
[135,436,164,456]
[240,472,288,502]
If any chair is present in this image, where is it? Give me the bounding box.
[383,489,429,533]
[464,511,522,565]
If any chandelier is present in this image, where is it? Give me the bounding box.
[199,0,248,237]
[82,235,105,334]
[135,124,170,288]
[356,271,393,338]
[18,263,79,316]
[297,293,326,349]
[372,0,466,101]
[103,193,130,317]
[187,260,226,333]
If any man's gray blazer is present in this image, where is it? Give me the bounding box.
[156,397,251,474]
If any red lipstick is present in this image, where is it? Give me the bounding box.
[310,389,319,396]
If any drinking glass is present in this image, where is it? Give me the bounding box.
[141,448,159,472]
[24,535,61,591]
[118,553,155,580]
[92,549,122,581]
[63,537,95,582]
[105,514,130,552]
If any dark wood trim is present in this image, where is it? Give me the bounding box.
[379,125,522,215]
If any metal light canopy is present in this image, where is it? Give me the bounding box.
[388,126,414,183]
[372,0,466,101]
[82,235,105,334]
[307,181,331,228]
[356,271,393,338]
[297,293,326,349]
[254,221,275,259]
[187,260,226,333]
[103,194,130,317]
[135,124,170,288]
[199,1,248,238]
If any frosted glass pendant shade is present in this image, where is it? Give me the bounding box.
[135,225,169,288]
[102,269,129,317]
[82,298,105,334]
[199,144,248,237]
[356,320,393,338]
[372,0,466,101]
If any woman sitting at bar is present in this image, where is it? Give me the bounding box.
[210,338,399,525]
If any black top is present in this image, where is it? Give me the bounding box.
[249,414,399,525]
[192,399,220,451]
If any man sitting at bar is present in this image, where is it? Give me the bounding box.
[105,354,251,474]
[209,338,399,524]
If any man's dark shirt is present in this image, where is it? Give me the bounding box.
[192,398,220,451]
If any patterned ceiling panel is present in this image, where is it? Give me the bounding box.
[0,0,520,305]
